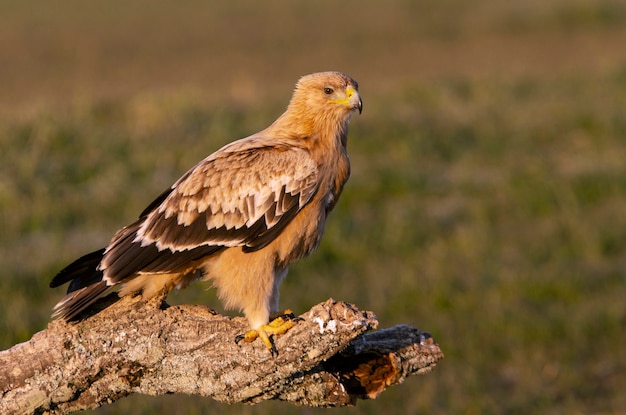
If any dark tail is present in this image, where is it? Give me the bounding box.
[50,248,105,290]
[50,248,110,320]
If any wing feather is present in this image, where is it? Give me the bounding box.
[99,140,319,281]
[139,143,318,250]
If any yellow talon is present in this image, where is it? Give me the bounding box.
[235,310,300,356]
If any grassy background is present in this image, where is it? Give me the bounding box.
[1,1,626,414]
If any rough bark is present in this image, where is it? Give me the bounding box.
[0,295,443,414]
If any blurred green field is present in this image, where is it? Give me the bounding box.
[1,1,626,414]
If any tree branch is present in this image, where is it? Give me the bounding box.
[0,295,443,414]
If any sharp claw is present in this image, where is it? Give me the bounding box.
[234,329,259,345]
[269,342,278,358]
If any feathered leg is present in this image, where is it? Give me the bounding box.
[234,267,300,356]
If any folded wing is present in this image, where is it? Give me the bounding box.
[100,142,320,285]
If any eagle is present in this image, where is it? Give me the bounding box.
[50,71,362,355]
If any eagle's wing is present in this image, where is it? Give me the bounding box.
[100,141,319,284]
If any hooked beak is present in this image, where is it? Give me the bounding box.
[346,86,363,114]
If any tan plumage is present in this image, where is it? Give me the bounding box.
[50,71,362,350]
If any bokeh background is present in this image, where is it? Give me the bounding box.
[1,1,625,414]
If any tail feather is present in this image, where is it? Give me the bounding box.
[50,248,106,289]
[50,248,109,320]
[52,281,110,320]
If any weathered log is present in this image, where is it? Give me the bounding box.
[0,295,443,414]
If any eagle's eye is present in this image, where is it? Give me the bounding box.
[323,87,334,95]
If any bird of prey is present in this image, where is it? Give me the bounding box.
[50,71,362,355]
